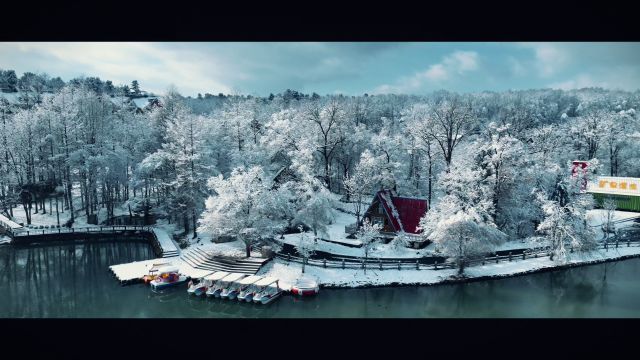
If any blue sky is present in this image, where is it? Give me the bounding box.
[1,42,639,97]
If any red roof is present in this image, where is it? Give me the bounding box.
[375,190,429,234]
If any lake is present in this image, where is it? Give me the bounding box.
[1,239,640,318]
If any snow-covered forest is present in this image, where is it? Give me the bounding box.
[1,69,639,260]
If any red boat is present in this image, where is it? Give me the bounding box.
[291,278,319,296]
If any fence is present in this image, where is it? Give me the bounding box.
[275,238,640,271]
[11,225,154,238]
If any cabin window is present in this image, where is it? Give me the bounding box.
[378,201,384,214]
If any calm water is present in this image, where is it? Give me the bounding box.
[1,240,640,318]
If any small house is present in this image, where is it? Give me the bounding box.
[362,189,429,248]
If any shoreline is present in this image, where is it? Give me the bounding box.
[260,245,640,290]
[318,252,640,290]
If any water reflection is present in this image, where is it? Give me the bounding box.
[0,239,154,318]
[2,241,640,318]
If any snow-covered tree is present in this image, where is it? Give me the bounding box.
[602,197,617,243]
[304,99,347,190]
[163,111,214,237]
[357,219,381,273]
[424,211,506,275]
[343,150,376,228]
[418,94,475,169]
[418,159,506,274]
[293,180,337,241]
[295,225,316,273]
[199,166,291,257]
[536,163,597,262]
[389,232,410,252]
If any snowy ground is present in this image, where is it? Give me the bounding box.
[6,192,135,229]
[495,237,546,251]
[279,232,436,258]
[279,208,437,258]
[587,209,640,241]
[188,239,262,258]
[258,244,640,288]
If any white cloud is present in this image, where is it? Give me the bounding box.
[373,50,479,94]
[1,42,235,95]
[444,51,479,73]
[424,64,448,81]
[518,43,570,78]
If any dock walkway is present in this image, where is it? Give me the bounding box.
[151,228,180,258]
[5,222,180,259]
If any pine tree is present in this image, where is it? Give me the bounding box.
[131,80,141,96]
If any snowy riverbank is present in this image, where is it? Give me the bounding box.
[257,245,640,288]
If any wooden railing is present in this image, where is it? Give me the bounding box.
[11,225,154,238]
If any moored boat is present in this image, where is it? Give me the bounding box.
[149,266,188,291]
[187,277,208,297]
[225,275,262,301]
[236,275,264,302]
[218,273,248,299]
[142,262,172,284]
[291,277,319,296]
[251,277,282,305]
[204,271,231,298]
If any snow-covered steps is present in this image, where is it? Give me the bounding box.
[0,214,23,235]
[179,247,270,275]
[151,228,180,258]
[162,250,180,258]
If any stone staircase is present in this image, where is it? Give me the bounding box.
[180,247,270,275]
[162,249,180,258]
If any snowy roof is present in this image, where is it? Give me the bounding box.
[108,96,131,107]
[220,272,247,283]
[237,275,263,285]
[204,271,230,281]
[157,265,180,274]
[254,277,279,287]
[132,96,159,110]
[374,190,429,234]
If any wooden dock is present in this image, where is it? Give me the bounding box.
[109,247,272,285]
[4,222,180,259]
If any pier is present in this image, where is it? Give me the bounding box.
[109,246,271,285]
[2,218,180,259]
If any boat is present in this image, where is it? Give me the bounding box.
[206,272,243,298]
[188,271,227,296]
[187,277,208,297]
[291,277,319,296]
[149,266,188,291]
[142,262,172,284]
[218,273,248,299]
[204,271,231,298]
[237,275,264,302]
[251,277,282,305]
[221,275,261,301]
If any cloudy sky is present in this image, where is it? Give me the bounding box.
[1,42,639,97]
